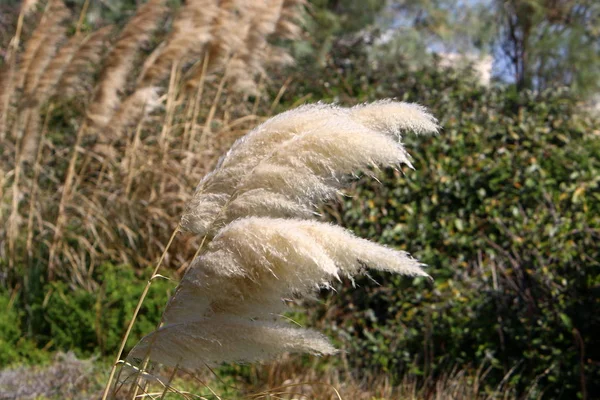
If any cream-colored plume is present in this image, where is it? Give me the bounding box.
[128,315,336,369]
[107,87,162,138]
[181,102,438,235]
[58,26,113,99]
[164,217,427,324]
[129,100,436,373]
[20,0,70,95]
[17,0,70,89]
[350,100,440,137]
[87,0,167,129]
[138,0,218,86]
[228,0,283,95]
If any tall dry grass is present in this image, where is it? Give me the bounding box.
[0,0,304,286]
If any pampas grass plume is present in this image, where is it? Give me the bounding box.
[129,100,438,373]
[87,0,167,128]
[181,102,438,235]
[129,315,336,369]
[163,217,427,324]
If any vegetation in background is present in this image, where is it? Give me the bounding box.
[494,0,600,95]
[1,1,599,399]
[124,101,435,389]
[283,37,600,398]
[0,0,303,292]
[367,0,600,99]
[0,264,170,366]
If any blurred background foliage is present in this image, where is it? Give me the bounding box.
[1,0,599,399]
[286,37,599,398]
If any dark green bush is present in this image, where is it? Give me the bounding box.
[284,38,600,399]
[0,290,49,366]
[0,263,172,366]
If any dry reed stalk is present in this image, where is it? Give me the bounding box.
[183,55,209,175]
[7,136,23,269]
[186,0,251,89]
[0,65,15,141]
[251,73,266,116]
[138,0,218,87]
[268,76,293,117]
[19,108,41,161]
[87,0,167,129]
[59,25,113,99]
[192,60,232,166]
[0,0,42,140]
[124,108,147,197]
[75,0,90,35]
[47,121,87,280]
[228,0,283,95]
[158,62,180,195]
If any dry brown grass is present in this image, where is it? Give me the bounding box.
[0,0,303,286]
[0,353,523,400]
[108,356,522,400]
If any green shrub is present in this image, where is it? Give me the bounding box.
[0,290,49,367]
[0,263,172,365]
[287,39,600,399]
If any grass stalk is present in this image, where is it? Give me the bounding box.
[158,62,180,194]
[193,60,231,162]
[75,0,90,35]
[0,1,27,140]
[159,364,180,400]
[26,103,54,260]
[125,108,147,198]
[101,224,181,400]
[47,121,87,280]
[182,56,208,151]
[7,136,23,269]
[268,76,292,117]
[251,72,265,116]
[184,55,209,175]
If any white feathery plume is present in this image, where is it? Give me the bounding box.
[181,102,438,235]
[128,315,336,369]
[128,99,437,373]
[350,100,440,137]
[211,120,410,229]
[180,103,345,233]
[163,218,428,324]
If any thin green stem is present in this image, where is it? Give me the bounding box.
[101,224,180,400]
